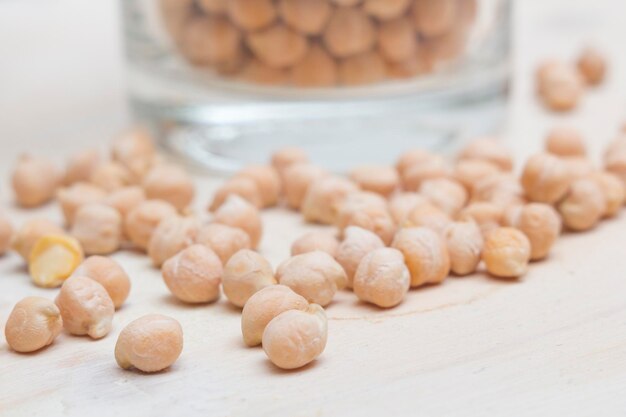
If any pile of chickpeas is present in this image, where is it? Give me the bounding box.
[160,0,476,87]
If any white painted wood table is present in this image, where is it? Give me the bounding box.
[1,1,626,416]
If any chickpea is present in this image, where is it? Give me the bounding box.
[247,24,309,69]
[557,178,606,231]
[195,223,251,264]
[12,154,61,207]
[404,203,452,236]
[29,234,84,288]
[63,149,101,185]
[283,163,329,209]
[4,297,63,353]
[104,186,146,219]
[291,231,339,257]
[271,147,309,177]
[482,227,531,278]
[278,0,332,35]
[180,17,242,67]
[521,153,572,204]
[162,244,223,304]
[90,161,132,192]
[55,276,115,339]
[545,127,586,157]
[290,44,338,88]
[213,195,263,248]
[401,156,450,191]
[228,0,276,32]
[353,248,410,308]
[396,149,439,177]
[335,226,385,287]
[240,59,288,86]
[241,285,309,347]
[378,17,417,63]
[386,51,433,79]
[72,256,131,309]
[0,215,14,255]
[563,157,595,180]
[160,0,194,39]
[115,314,183,373]
[57,182,107,226]
[471,173,525,207]
[336,191,396,245]
[577,47,606,86]
[262,304,327,370]
[458,202,504,237]
[349,165,399,197]
[209,176,263,211]
[301,176,359,225]
[453,159,501,192]
[391,227,450,287]
[223,249,276,307]
[388,192,430,224]
[111,127,156,182]
[590,171,625,217]
[411,0,457,38]
[604,146,626,187]
[125,200,178,251]
[457,137,513,171]
[277,251,347,306]
[419,178,468,216]
[235,165,281,208]
[331,0,362,5]
[148,215,199,267]
[143,164,194,211]
[197,0,227,14]
[538,61,583,112]
[323,7,376,58]
[364,0,411,20]
[338,51,387,86]
[11,218,64,261]
[71,204,123,255]
[503,203,561,261]
[421,25,466,62]
[444,221,483,276]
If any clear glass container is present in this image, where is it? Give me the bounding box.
[123,0,511,172]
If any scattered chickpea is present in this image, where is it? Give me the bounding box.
[349,165,400,197]
[391,227,450,287]
[396,149,439,177]
[604,145,626,187]
[0,215,14,255]
[4,297,63,353]
[458,202,504,237]
[278,0,331,35]
[11,218,64,261]
[235,165,281,208]
[563,157,595,181]
[364,0,411,20]
[388,192,429,224]
[55,276,115,339]
[282,163,329,210]
[143,164,195,211]
[471,173,525,207]
[453,159,501,192]
[213,195,263,248]
[482,227,531,278]
[277,251,347,306]
[590,171,625,217]
[301,176,359,225]
[246,24,309,69]
[401,156,449,191]
[223,249,276,307]
[503,203,561,261]
[241,285,309,347]
[72,256,131,309]
[227,0,276,32]
[419,178,468,216]
[537,61,584,112]
[12,154,61,208]
[195,223,251,265]
[115,314,183,373]
[335,191,396,245]
[353,247,410,308]
[29,234,84,288]
[404,203,452,236]
[291,231,340,257]
[63,149,101,185]
[457,137,513,171]
[148,215,199,267]
[338,51,387,86]
[162,244,223,304]
[323,7,376,58]
[521,153,572,204]
[335,226,385,287]
[209,176,263,211]
[378,17,418,63]
[71,204,123,255]
[545,127,586,157]
[124,200,178,251]
[444,221,484,276]
[90,161,132,192]
[291,44,338,87]
[271,147,309,177]
[557,178,606,231]
[411,0,457,38]
[577,47,606,86]
[111,127,156,182]
[262,304,327,370]
[103,186,146,219]
[57,182,107,226]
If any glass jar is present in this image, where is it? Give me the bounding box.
[123,0,511,172]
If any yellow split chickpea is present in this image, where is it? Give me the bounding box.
[143,164,195,211]
[12,218,64,261]
[278,0,332,35]
[391,227,450,287]
[71,204,123,255]
[115,314,183,373]
[111,127,156,182]
[162,244,223,304]
[458,202,504,237]
[503,203,561,261]
[55,276,115,339]
[148,215,199,267]
[364,0,411,20]
[63,148,101,185]
[419,178,468,216]
[241,284,309,347]
[453,159,502,192]
[235,165,281,208]
[521,153,572,204]
[4,297,63,353]
[411,0,457,38]
[194,223,251,265]
[557,178,606,231]
[246,24,309,69]
[29,234,84,288]
[277,251,347,306]
[223,249,276,308]
[444,221,484,276]
[349,165,400,197]
[338,51,387,86]
[72,256,131,309]
[336,191,396,245]
[302,176,359,225]
[213,194,263,248]
[335,226,385,287]
[271,147,309,177]
[57,183,107,226]
[124,199,178,251]
[353,247,410,308]
[482,227,531,278]
[388,192,430,224]
[291,231,340,257]
[291,43,338,87]
[89,161,132,192]
[545,127,586,157]
[282,163,329,210]
[590,171,625,217]
[227,0,276,32]
[457,137,513,172]
[103,186,147,219]
[323,7,376,58]
[577,47,606,86]
[262,304,327,370]
[0,215,14,255]
[210,176,263,212]
[12,154,62,208]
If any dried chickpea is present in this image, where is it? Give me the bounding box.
[262,304,327,370]
[503,203,561,261]
[115,314,183,373]
[521,153,572,204]
[453,159,501,192]
[11,218,64,261]
[271,147,309,177]
[111,127,156,182]
[213,195,263,248]
[55,276,114,339]
[0,215,14,255]
[545,127,586,157]
[223,249,276,307]
[240,59,288,85]
[411,0,457,38]
[335,191,396,245]
[63,149,101,185]
[162,244,223,304]
[228,0,276,32]
[143,164,194,211]
[125,200,178,251]
[577,47,606,86]
[590,171,625,217]
[72,256,131,309]
[458,202,504,237]
[197,0,227,14]
[90,161,132,192]
[246,24,309,69]
[457,137,513,171]
[323,7,376,58]
[277,251,347,306]
[283,163,329,209]
[404,203,452,236]
[195,223,251,264]
[209,176,263,211]
[331,0,362,5]
[349,165,399,197]
[353,248,410,308]
[160,0,194,39]
[338,51,387,86]
[482,227,531,278]
[278,0,332,35]
[444,221,483,276]
[386,52,433,79]
[364,0,411,20]
[401,156,449,191]
[301,176,359,225]
[103,186,146,219]
[419,178,468,216]
[391,227,450,287]
[537,61,584,112]
[421,24,466,62]
[29,234,84,288]
[290,44,338,88]
[378,17,418,63]
[57,182,107,226]
[241,285,308,347]
[563,157,595,180]
[148,215,199,267]
[180,17,242,67]
[604,146,626,187]
[12,154,61,208]
[291,231,339,257]
[4,297,63,353]
[388,192,429,224]
[71,204,123,255]
[471,173,525,207]
[235,165,281,208]
[335,226,385,287]
[557,178,606,231]
[396,149,439,177]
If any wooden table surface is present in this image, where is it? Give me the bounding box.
[1,1,626,416]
